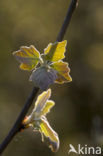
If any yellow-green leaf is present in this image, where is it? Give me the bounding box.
[40,100,55,116]
[40,117,59,152]
[44,40,67,62]
[13,45,41,70]
[34,89,51,115]
[51,61,72,83]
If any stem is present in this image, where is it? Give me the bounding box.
[0,0,78,154]
[56,0,79,42]
[0,87,39,154]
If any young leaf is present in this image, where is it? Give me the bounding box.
[51,61,72,83]
[23,89,54,123]
[40,100,55,116]
[40,117,59,152]
[22,89,59,152]
[29,66,57,90]
[34,89,51,114]
[44,40,67,62]
[13,45,41,70]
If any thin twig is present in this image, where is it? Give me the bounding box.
[57,0,79,42]
[0,87,39,154]
[0,0,78,154]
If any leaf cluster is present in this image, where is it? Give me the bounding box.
[13,40,72,90]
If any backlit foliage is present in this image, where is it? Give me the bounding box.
[23,89,59,152]
[13,40,72,90]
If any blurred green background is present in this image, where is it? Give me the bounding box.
[0,0,103,155]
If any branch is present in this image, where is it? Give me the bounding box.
[0,0,78,154]
[0,87,39,154]
[57,0,79,42]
